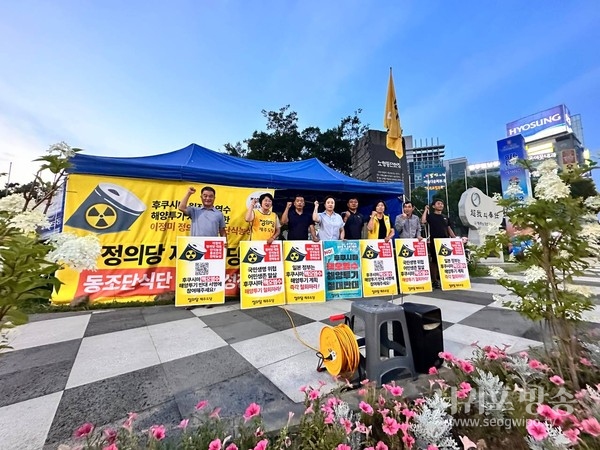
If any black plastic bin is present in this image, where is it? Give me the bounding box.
[400,302,444,373]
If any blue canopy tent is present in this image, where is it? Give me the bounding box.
[69,143,404,196]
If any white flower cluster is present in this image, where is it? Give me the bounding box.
[411,393,459,450]
[0,194,27,214]
[536,158,559,175]
[534,170,570,202]
[526,422,571,450]
[47,141,75,158]
[562,284,592,298]
[46,233,101,271]
[9,210,50,234]
[523,266,547,284]
[506,183,525,198]
[488,266,507,279]
[583,195,600,211]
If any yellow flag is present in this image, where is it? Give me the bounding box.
[383,69,403,159]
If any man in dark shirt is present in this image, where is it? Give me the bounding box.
[281,195,318,241]
[422,199,456,288]
[342,197,366,240]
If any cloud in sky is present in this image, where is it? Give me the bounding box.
[1,0,599,186]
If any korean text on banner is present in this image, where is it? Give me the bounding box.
[323,240,362,300]
[175,236,226,307]
[56,174,271,304]
[360,239,398,297]
[239,240,285,309]
[433,238,471,291]
[395,238,432,294]
[283,241,326,304]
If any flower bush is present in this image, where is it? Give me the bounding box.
[477,158,600,390]
[0,142,101,351]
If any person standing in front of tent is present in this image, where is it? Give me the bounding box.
[179,186,227,238]
[245,193,280,244]
[395,200,422,240]
[281,195,318,241]
[312,196,344,240]
[179,186,227,309]
[422,199,456,289]
[366,200,395,243]
[342,197,366,240]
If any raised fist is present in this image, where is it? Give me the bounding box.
[286,202,293,209]
[188,187,196,195]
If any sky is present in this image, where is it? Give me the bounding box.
[1,0,599,186]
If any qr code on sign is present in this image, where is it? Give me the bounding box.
[195,262,209,276]
[373,260,384,272]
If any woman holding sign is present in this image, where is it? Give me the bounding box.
[367,200,395,242]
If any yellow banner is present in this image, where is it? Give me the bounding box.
[433,238,471,291]
[283,241,326,304]
[395,239,432,294]
[175,237,226,307]
[360,240,398,297]
[55,174,273,304]
[239,241,285,309]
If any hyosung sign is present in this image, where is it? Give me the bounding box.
[506,105,572,142]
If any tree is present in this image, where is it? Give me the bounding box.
[408,187,428,212]
[223,105,368,174]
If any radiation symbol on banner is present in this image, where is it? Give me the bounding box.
[362,245,379,260]
[243,248,265,264]
[285,247,306,262]
[398,244,415,258]
[179,243,205,261]
[438,244,453,257]
[85,204,117,230]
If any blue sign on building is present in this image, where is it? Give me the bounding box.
[506,105,572,139]
[497,135,532,200]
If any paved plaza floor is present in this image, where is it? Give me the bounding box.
[1,275,599,449]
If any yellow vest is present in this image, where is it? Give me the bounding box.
[251,210,278,240]
[367,214,392,240]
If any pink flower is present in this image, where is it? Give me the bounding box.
[74,422,94,438]
[398,422,409,435]
[402,434,415,448]
[458,360,474,374]
[336,445,351,450]
[389,386,404,396]
[103,445,118,450]
[103,428,117,444]
[536,404,561,424]
[549,375,565,385]
[428,366,438,375]
[580,417,600,436]
[456,390,469,399]
[226,444,239,450]
[150,425,166,441]
[209,438,222,450]
[564,428,580,444]
[438,351,454,361]
[382,416,401,436]
[340,418,353,434]
[427,445,439,450]
[177,419,189,430]
[304,404,314,415]
[526,420,548,441]
[358,388,367,396]
[308,389,320,400]
[243,403,261,422]
[122,412,137,432]
[580,357,592,366]
[365,448,375,450]
[375,441,389,450]
[210,407,221,419]
[195,400,208,410]
[485,349,501,360]
[324,413,334,424]
[359,401,374,415]
[254,441,269,450]
[459,435,477,449]
[299,385,308,393]
[401,408,415,419]
[413,398,426,406]
[459,382,472,393]
[378,395,386,406]
[326,397,342,408]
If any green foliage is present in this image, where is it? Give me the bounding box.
[479,159,600,389]
[223,105,368,174]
